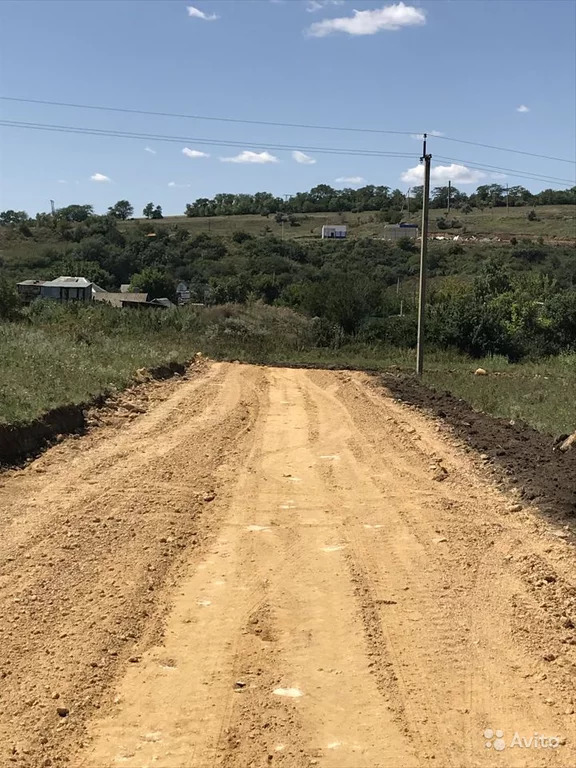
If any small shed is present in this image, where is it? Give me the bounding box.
[94,292,148,308]
[321,225,347,240]
[382,224,418,241]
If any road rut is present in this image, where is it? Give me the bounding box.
[0,363,574,767]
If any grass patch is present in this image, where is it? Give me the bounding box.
[424,356,576,436]
[121,205,575,241]
[0,322,191,425]
[2,302,575,438]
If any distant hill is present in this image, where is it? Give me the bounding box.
[121,205,576,243]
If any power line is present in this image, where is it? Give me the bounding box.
[0,95,415,136]
[434,155,575,186]
[0,119,572,187]
[1,95,574,165]
[434,134,575,165]
[0,119,415,159]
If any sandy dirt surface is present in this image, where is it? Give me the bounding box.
[0,363,574,768]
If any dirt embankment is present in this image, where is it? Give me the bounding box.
[0,361,187,466]
[381,373,576,521]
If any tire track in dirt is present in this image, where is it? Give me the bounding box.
[1,363,574,768]
[0,362,263,768]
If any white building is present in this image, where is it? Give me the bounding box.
[321,225,347,240]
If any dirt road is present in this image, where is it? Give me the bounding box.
[0,363,574,768]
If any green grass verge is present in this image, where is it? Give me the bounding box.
[2,303,574,437]
[424,356,576,436]
[0,323,192,425]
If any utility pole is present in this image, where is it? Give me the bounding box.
[506,183,509,211]
[416,135,432,377]
[447,181,451,215]
[406,187,411,215]
[50,200,56,216]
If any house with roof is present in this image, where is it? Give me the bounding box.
[17,276,94,303]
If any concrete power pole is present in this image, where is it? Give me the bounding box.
[50,200,56,217]
[447,181,451,214]
[416,135,432,377]
[506,183,510,211]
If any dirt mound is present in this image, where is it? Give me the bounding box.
[380,373,576,519]
[0,361,189,467]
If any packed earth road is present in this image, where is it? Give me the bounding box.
[0,362,574,768]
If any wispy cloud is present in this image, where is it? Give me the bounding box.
[90,173,110,182]
[57,179,68,184]
[168,181,192,188]
[292,150,317,165]
[401,163,485,185]
[306,0,344,12]
[411,130,444,139]
[182,147,210,159]
[220,150,279,164]
[307,2,425,37]
[335,176,366,185]
[187,5,219,21]
[516,104,530,113]
[144,146,157,154]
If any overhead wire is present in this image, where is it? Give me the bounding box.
[0,119,573,187]
[0,119,416,159]
[434,155,575,186]
[1,95,574,165]
[0,96,415,137]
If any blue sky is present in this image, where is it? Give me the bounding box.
[1,0,574,216]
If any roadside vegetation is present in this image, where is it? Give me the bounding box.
[0,189,574,436]
[0,298,574,436]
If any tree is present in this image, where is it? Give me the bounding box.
[0,210,30,226]
[143,202,163,219]
[130,267,175,301]
[56,204,94,222]
[0,277,21,320]
[108,200,134,220]
[473,185,505,208]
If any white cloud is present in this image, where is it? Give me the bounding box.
[307,0,344,12]
[187,5,219,21]
[401,163,485,185]
[411,130,445,139]
[168,182,192,188]
[307,2,426,37]
[516,104,530,113]
[220,150,279,164]
[335,176,366,185]
[57,179,67,184]
[182,147,210,159]
[144,146,156,154]
[90,173,110,182]
[292,150,317,165]
[490,172,508,180]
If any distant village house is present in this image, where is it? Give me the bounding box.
[17,276,94,303]
[321,225,347,240]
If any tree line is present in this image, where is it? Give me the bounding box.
[1,183,574,228]
[183,184,575,218]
